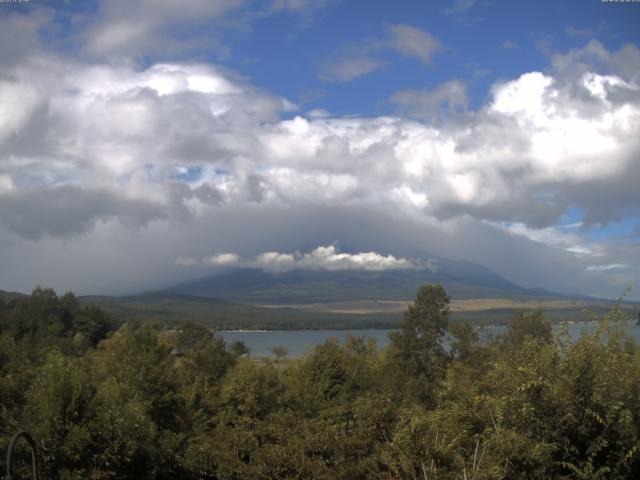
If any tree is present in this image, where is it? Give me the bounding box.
[5,287,72,340]
[271,345,289,361]
[388,284,450,404]
[229,340,250,358]
[449,322,480,362]
[1,288,110,346]
[73,304,111,345]
[504,309,552,349]
[22,352,95,479]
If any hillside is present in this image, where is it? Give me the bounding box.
[74,255,629,330]
[0,289,27,302]
[170,258,566,304]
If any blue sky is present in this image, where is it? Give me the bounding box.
[219,0,639,115]
[0,0,639,299]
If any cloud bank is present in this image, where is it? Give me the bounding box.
[177,245,421,273]
[5,36,637,239]
[0,4,638,299]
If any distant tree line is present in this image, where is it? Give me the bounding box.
[1,285,640,479]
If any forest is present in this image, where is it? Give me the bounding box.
[1,285,640,479]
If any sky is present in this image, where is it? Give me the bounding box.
[0,0,639,299]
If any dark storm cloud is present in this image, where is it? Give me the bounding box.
[193,183,225,205]
[0,185,166,239]
[2,203,626,298]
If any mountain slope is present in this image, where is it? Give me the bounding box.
[170,258,560,304]
[0,290,27,302]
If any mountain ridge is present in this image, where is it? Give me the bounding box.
[169,257,566,304]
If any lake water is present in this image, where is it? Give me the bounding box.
[220,322,640,357]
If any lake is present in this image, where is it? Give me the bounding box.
[220,322,640,357]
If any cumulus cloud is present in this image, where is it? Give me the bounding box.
[177,245,420,273]
[1,32,640,298]
[2,42,639,236]
[0,59,289,238]
[3,41,640,234]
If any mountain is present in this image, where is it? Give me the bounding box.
[4,269,628,331]
[170,257,561,304]
[0,289,27,302]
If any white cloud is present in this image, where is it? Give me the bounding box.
[0,82,42,142]
[2,39,640,298]
[3,46,639,237]
[254,251,297,272]
[177,245,419,273]
[293,245,417,271]
[496,222,594,256]
[587,263,628,272]
[204,253,241,266]
[491,72,553,118]
[390,185,429,209]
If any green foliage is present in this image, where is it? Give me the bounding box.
[449,322,480,362]
[271,345,289,360]
[504,308,552,349]
[2,285,640,479]
[388,284,450,404]
[23,352,95,479]
[0,287,111,345]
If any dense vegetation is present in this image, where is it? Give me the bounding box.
[1,285,640,479]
